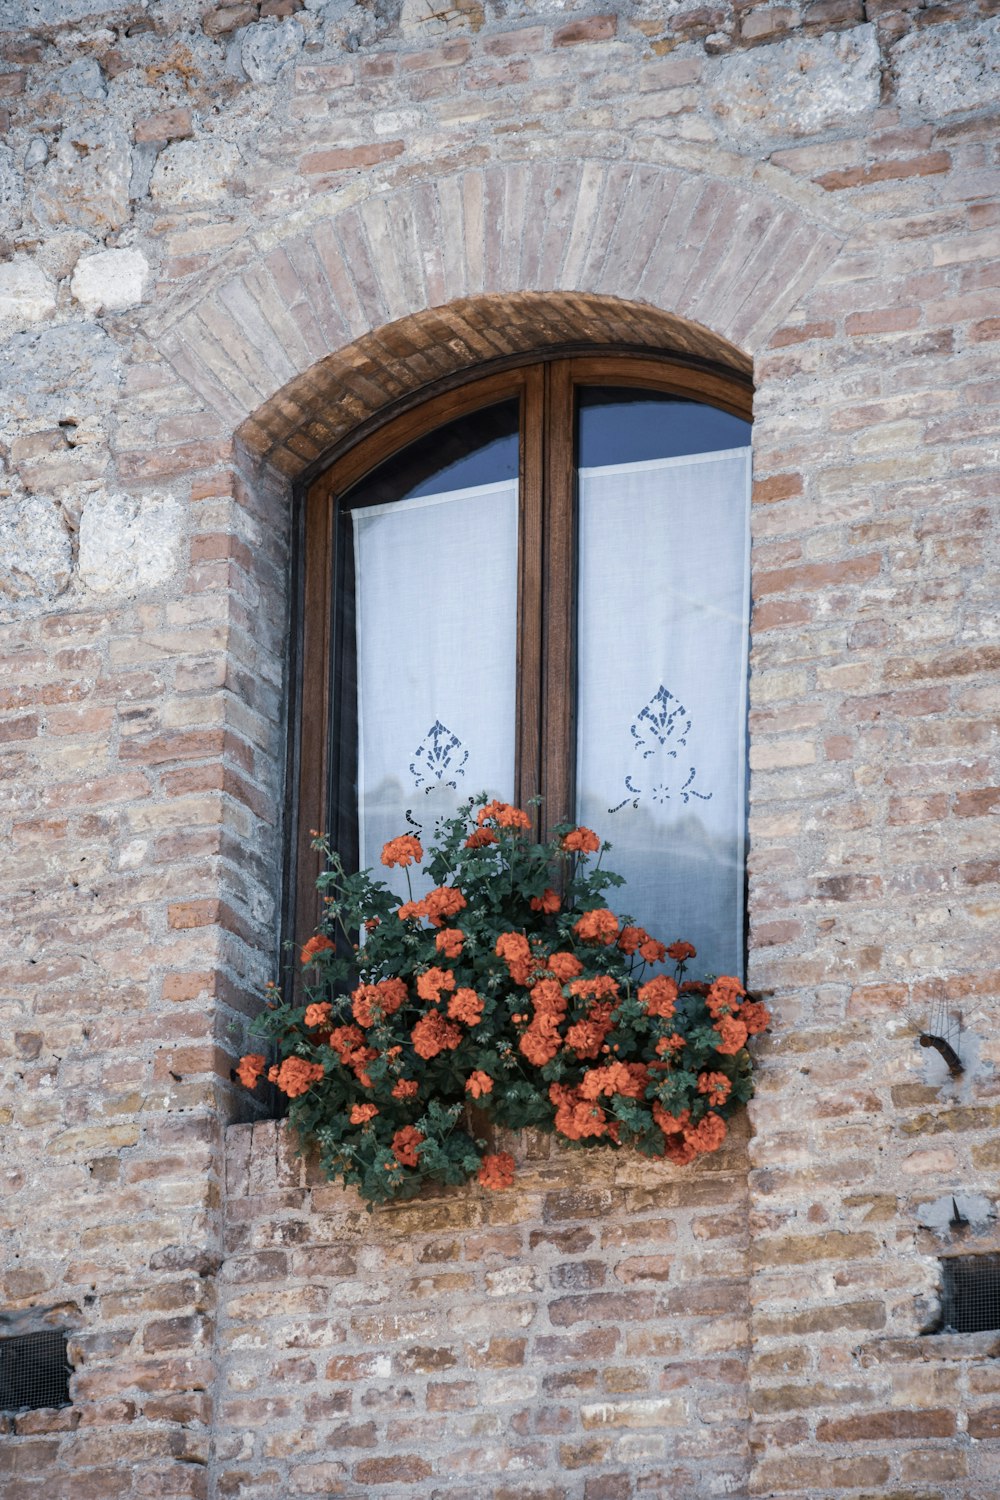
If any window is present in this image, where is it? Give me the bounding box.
[292,354,752,976]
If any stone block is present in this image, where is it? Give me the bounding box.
[71,248,151,314]
[241,18,305,83]
[0,260,55,332]
[31,120,132,234]
[705,24,880,147]
[0,141,23,233]
[77,490,184,597]
[0,493,73,617]
[894,17,999,120]
[151,139,242,207]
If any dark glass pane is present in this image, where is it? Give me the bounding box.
[578,388,750,468]
[341,399,519,511]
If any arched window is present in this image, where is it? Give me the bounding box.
[292,354,752,975]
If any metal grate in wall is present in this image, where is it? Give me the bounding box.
[939,1254,1000,1334]
[0,1330,72,1412]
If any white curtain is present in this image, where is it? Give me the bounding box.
[576,448,751,978]
[353,479,518,902]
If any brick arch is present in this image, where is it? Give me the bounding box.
[156,158,844,475]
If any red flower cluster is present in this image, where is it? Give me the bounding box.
[381,834,423,868]
[300,934,335,966]
[574,908,619,945]
[269,1056,324,1098]
[478,1151,516,1189]
[562,826,600,854]
[477,800,532,831]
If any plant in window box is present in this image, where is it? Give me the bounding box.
[237,797,770,1207]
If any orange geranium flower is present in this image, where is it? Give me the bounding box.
[398,898,427,922]
[655,1032,686,1056]
[381,834,423,868]
[435,927,464,959]
[478,1151,516,1190]
[465,827,497,849]
[417,966,456,1004]
[697,1071,731,1107]
[448,987,484,1026]
[496,930,534,985]
[562,826,600,854]
[617,925,647,956]
[573,908,619,945]
[378,977,408,1015]
[714,1014,749,1055]
[392,1078,419,1099]
[352,985,382,1028]
[304,1001,332,1029]
[519,1012,563,1067]
[638,975,678,1020]
[300,934,335,965]
[465,1070,493,1099]
[411,1010,463,1059]
[236,1053,265,1089]
[391,1125,425,1167]
[686,1111,727,1154]
[568,975,619,1003]
[349,1102,379,1125]
[530,977,568,1017]
[477,800,531,831]
[272,1056,324,1098]
[550,1082,610,1140]
[639,936,667,965]
[667,940,696,963]
[548,951,583,983]
[579,1060,648,1101]
[564,1000,615,1061]
[740,1000,771,1035]
[424,885,467,928]
[530,888,560,914]
[706,975,746,1018]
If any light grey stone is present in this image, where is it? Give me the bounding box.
[0,142,23,234]
[0,493,73,615]
[917,1192,995,1236]
[31,119,132,234]
[0,325,122,429]
[705,24,881,147]
[0,0,117,19]
[129,140,159,202]
[34,229,97,281]
[150,138,241,207]
[71,247,151,314]
[0,259,56,331]
[78,490,184,596]
[24,137,47,170]
[56,58,106,99]
[894,17,1000,119]
[240,18,305,83]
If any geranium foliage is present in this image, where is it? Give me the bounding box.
[238,797,770,1206]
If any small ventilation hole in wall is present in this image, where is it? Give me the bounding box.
[939,1254,1000,1334]
[0,1330,72,1412]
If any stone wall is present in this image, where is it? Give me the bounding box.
[0,1,998,1497]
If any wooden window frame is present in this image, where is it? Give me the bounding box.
[289,351,752,950]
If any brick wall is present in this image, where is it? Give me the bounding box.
[218,1121,753,1498]
[0,0,997,1496]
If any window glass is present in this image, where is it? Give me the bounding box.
[575,390,752,976]
[338,401,519,904]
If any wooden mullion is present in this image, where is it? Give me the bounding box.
[540,359,577,834]
[295,473,335,951]
[515,366,545,834]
